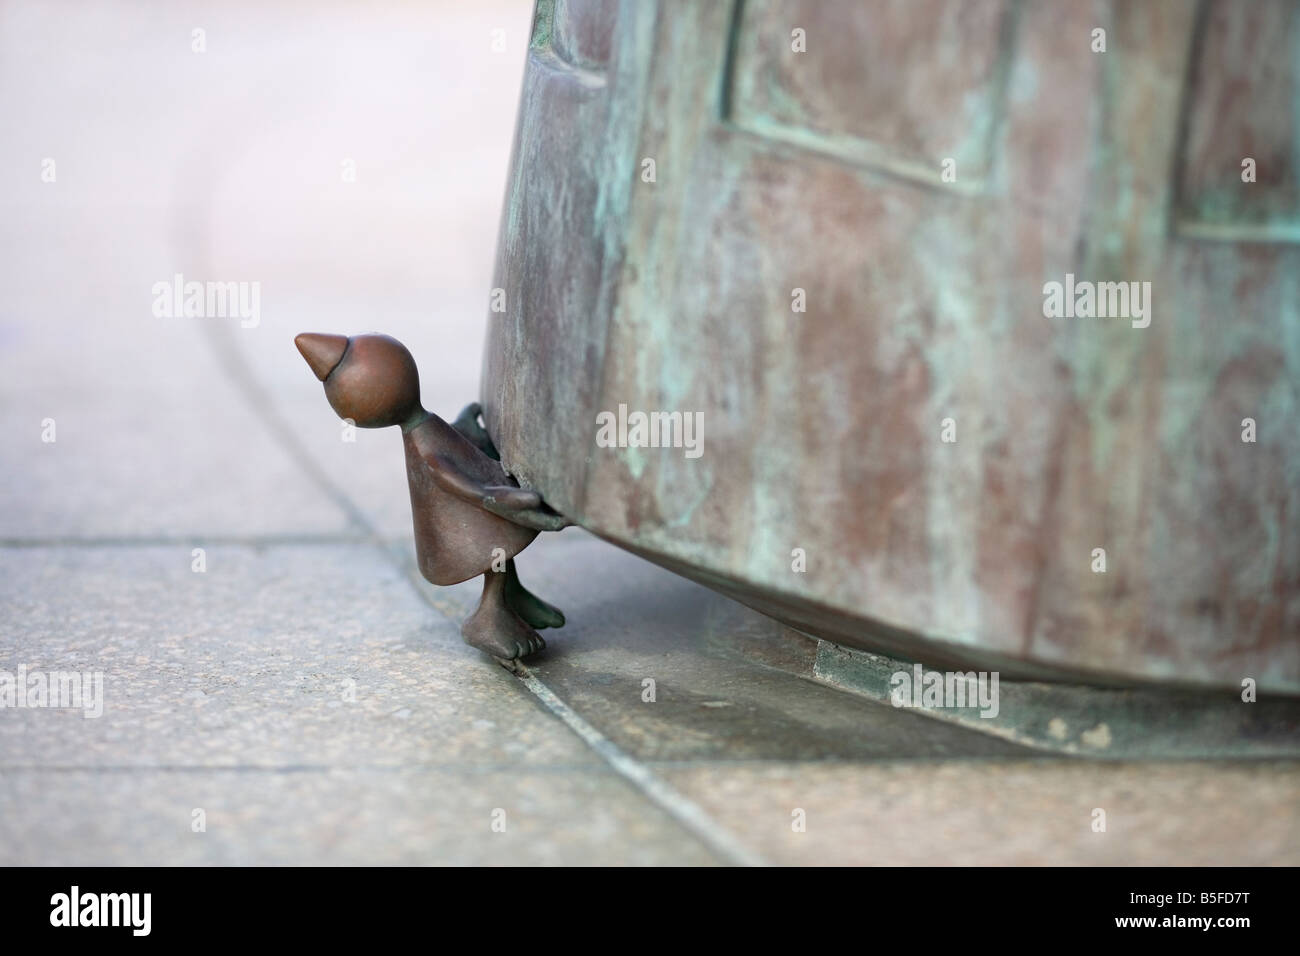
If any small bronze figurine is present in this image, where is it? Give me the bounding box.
[295,332,569,662]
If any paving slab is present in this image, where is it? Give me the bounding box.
[464,532,1036,763]
[0,768,717,866]
[661,760,1300,866]
[0,544,599,771]
[0,385,352,540]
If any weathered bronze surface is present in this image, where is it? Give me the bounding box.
[296,332,569,660]
[482,0,1299,691]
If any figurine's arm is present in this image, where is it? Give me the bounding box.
[427,454,540,511]
[451,403,500,460]
[425,452,571,531]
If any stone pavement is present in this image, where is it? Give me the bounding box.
[1,0,1297,866]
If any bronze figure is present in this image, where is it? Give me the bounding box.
[295,332,568,661]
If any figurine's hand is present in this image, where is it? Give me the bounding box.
[489,505,572,532]
[481,486,540,511]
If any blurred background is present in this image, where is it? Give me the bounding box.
[0,0,532,539]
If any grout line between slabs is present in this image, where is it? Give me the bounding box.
[514,668,770,867]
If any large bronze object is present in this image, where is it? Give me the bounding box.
[481,0,1300,691]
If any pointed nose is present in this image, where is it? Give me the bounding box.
[295,333,349,381]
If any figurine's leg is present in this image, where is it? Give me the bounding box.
[451,402,500,460]
[503,559,565,629]
[461,568,545,660]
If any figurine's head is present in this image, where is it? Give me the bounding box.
[295,332,422,428]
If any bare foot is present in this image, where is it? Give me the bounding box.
[461,573,546,661]
[504,559,565,629]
